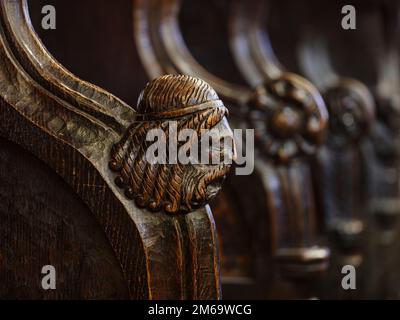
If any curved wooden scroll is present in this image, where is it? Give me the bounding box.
[134,0,253,106]
[299,38,375,241]
[229,0,283,88]
[229,0,332,295]
[134,0,330,298]
[0,0,233,299]
[237,0,377,298]
[135,0,267,299]
[230,0,375,252]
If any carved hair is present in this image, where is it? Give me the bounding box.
[109,75,231,214]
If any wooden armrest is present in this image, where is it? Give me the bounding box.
[134,0,331,298]
[229,0,375,263]
[294,6,375,245]
[229,0,332,291]
[0,0,235,299]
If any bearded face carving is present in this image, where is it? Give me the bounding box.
[109,75,234,214]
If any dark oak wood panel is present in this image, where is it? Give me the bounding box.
[0,138,129,299]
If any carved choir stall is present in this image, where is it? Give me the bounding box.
[0,0,400,299]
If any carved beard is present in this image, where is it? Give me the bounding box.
[181,162,231,211]
[109,108,232,214]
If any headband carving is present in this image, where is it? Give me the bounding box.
[135,100,227,121]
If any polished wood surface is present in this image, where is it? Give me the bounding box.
[1,0,400,299]
[0,0,233,299]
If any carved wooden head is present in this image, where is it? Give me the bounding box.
[248,73,328,164]
[324,78,375,147]
[109,75,234,214]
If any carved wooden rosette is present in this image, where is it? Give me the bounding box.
[248,73,328,164]
[0,0,230,299]
[323,79,375,148]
